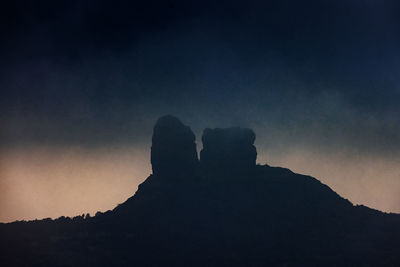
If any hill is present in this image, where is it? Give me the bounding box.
[1,115,400,266]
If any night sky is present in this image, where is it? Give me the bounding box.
[1,0,400,222]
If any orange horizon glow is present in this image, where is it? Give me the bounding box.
[1,145,399,223]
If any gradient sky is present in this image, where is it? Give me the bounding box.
[1,0,400,222]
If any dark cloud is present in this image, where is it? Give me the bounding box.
[1,0,400,157]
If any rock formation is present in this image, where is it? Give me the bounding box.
[151,118,257,177]
[150,115,198,177]
[200,127,257,173]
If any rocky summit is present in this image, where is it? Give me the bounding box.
[1,115,400,267]
[151,116,258,177]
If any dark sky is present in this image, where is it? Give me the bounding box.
[1,0,400,221]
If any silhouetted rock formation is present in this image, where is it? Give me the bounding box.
[151,115,198,177]
[1,115,400,267]
[200,127,257,173]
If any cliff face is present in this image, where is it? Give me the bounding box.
[1,115,400,267]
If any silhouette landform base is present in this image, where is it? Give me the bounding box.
[1,115,400,266]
